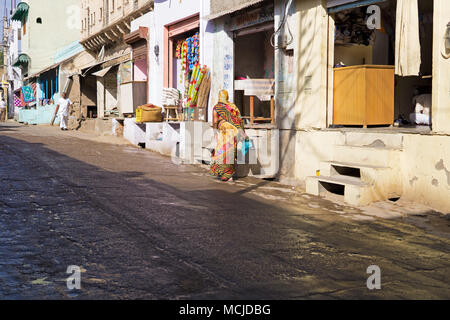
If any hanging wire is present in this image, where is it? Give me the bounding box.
[270,0,294,50]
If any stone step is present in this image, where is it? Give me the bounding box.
[344,132,403,149]
[319,161,392,185]
[306,175,372,206]
[333,145,400,167]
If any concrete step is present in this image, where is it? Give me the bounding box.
[319,161,391,185]
[344,132,403,149]
[306,175,372,206]
[333,145,400,167]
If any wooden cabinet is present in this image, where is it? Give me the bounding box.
[333,65,394,127]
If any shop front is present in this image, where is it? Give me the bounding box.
[300,0,450,211]
[15,65,62,125]
[123,26,149,115]
[327,0,434,130]
[206,0,280,178]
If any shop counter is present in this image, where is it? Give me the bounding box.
[333,65,394,127]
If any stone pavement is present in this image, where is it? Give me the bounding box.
[0,122,449,299]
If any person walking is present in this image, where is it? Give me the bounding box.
[57,93,72,131]
[0,98,7,122]
[210,90,249,182]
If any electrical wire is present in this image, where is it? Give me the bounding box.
[270,0,294,50]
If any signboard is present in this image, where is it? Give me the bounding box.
[228,4,274,31]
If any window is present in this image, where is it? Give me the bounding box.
[36,17,42,24]
[111,0,115,12]
[99,8,103,21]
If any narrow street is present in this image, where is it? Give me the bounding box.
[0,123,449,299]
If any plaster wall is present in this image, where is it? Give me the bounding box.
[294,0,328,130]
[21,0,81,75]
[431,0,450,134]
[400,134,450,213]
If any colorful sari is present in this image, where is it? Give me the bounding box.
[210,101,246,181]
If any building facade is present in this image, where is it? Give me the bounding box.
[79,0,153,119]
[204,0,450,212]
[12,0,82,77]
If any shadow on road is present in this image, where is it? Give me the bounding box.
[0,132,449,300]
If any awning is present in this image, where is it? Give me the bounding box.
[13,53,31,68]
[92,66,112,77]
[327,0,386,13]
[24,62,60,81]
[205,0,265,21]
[124,27,148,45]
[11,2,29,23]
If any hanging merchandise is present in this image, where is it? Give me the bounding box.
[180,41,188,83]
[175,40,184,59]
[183,65,210,121]
[22,85,36,103]
[177,33,200,74]
[334,7,376,46]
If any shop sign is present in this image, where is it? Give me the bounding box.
[228,4,274,31]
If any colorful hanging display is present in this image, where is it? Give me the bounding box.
[176,32,200,81]
[22,85,36,103]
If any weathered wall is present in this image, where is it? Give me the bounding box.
[294,130,345,185]
[294,0,328,130]
[292,129,450,212]
[209,16,234,122]
[401,134,450,212]
[21,0,81,75]
[209,0,264,17]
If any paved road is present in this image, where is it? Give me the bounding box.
[0,123,449,299]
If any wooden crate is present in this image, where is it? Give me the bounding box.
[333,65,394,127]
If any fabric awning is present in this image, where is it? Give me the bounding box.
[92,66,112,77]
[205,0,265,21]
[11,2,29,23]
[13,53,31,68]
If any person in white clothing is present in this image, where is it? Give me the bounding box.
[0,98,7,122]
[57,93,72,131]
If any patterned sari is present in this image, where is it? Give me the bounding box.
[210,102,246,181]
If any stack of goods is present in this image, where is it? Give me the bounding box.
[136,104,163,123]
[335,8,375,46]
[409,94,431,125]
[161,88,181,106]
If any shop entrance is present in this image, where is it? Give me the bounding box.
[80,74,97,118]
[164,14,200,92]
[330,0,433,130]
[234,22,275,126]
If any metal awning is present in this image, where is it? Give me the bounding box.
[11,2,29,23]
[327,0,386,13]
[92,66,112,77]
[24,62,60,81]
[13,53,31,68]
[205,0,265,21]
